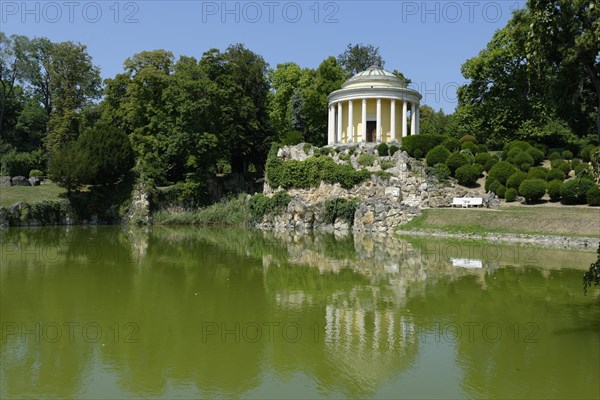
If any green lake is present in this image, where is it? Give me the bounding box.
[1,226,599,399]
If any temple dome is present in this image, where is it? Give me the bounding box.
[342,65,407,89]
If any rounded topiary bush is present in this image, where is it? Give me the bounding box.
[441,137,460,152]
[504,188,517,202]
[488,161,517,185]
[526,147,545,165]
[432,163,450,181]
[560,178,595,204]
[506,140,531,152]
[488,180,501,194]
[473,163,484,175]
[446,152,470,175]
[484,156,498,172]
[377,143,389,156]
[460,134,477,144]
[570,158,581,170]
[389,145,399,156]
[519,179,547,203]
[496,184,507,198]
[547,180,562,201]
[29,169,44,178]
[549,151,561,160]
[562,150,573,160]
[580,144,598,162]
[455,164,480,186]
[413,149,423,159]
[461,142,478,153]
[587,185,600,206]
[527,167,548,181]
[574,163,590,177]
[426,145,451,167]
[508,151,534,171]
[506,171,528,191]
[547,168,565,181]
[485,178,498,192]
[475,152,491,166]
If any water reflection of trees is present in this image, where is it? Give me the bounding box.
[1,227,598,399]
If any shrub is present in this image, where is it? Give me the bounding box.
[426,145,451,167]
[547,168,565,181]
[475,152,491,166]
[441,137,460,152]
[506,140,532,152]
[357,153,376,167]
[527,167,548,181]
[377,143,389,156]
[519,179,547,203]
[485,177,498,192]
[303,143,312,154]
[461,142,478,153]
[526,147,545,165]
[560,178,595,204]
[249,191,291,220]
[488,180,501,194]
[473,163,484,175]
[389,145,399,156]
[319,147,334,156]
[488,161,517,185]
[484,156,499,172]
[477,144,488,153]
[496,184,507,198]
[570,158,581,170]
[0,149,46,177]
[581,144,598,162]
[587,185,600,206]
[339,153,350,161]
[547,180,562,201]
[506,171,528,190]
[446,152,470,175]
[266,152,370,189]
[413,149,423,159]
[348,146,357,156]
[551,159,571,175]
[380,160,394,170]
[549,151,561,160]
[455,164,480,186]
[459,134,477,144]
[429,163,450,181]
[400,134,447,157]
[562,150,573,160]
[508,151,534,171]
[29,169,44,178]
[323,198,359,225]
[504,188,517,202]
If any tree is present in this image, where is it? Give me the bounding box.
[583,244,600,294]
[0,33,32,136]
[337,43,384,76]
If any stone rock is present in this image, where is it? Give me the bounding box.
[29,177,41,186]
[11,176,30,186]
[384,186,401,199]
[0,176,11,187]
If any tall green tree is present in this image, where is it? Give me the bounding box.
[337,43,384,76]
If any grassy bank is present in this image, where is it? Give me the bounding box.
[153,195,252,226]
[0,183,67,207]
[398,206,600,238]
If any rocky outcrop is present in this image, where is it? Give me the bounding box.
[10,176,30,186]
[259,143,494,232]
[125,183,152,225]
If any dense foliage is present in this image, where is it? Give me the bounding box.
[323,198,359,225]
[518,179,547,202]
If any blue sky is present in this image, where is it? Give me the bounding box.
[1,0,525,113]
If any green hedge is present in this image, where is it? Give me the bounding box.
[506,171,528,191]
[455,164,480,186]
[587,185,600,206]
[505,188,517,202]
[249,191,291,221]
[446,152,470,175]
[400,134,447,157]
[266,148,370,189]
[1,149,46,177]
[547,180,562,201]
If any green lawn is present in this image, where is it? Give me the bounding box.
[0,183,67,207]
[398,206,600,238]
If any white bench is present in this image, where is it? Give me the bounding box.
[451,197,483,208]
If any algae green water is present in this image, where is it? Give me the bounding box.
[1,226,599,399]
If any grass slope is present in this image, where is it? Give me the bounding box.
[0,183,67,207]
[398,206,600,238]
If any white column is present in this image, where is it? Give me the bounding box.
[361,98,367,142]
[348,100,354,143]
[391,99,396,142]
[376,98,382,142]
[402,101,407,138]
[415,105,420,135]
[328,105,334,144]
[410,102,416,136]
[337,102,342,143]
